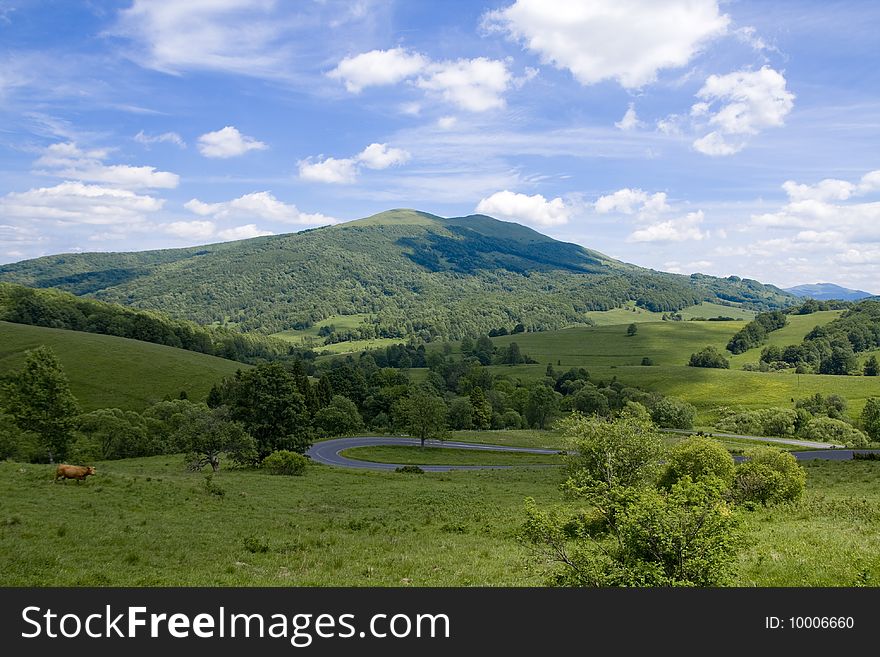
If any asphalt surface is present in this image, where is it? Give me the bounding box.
[307,436,880,471]
[306,436,563,472]
[664,428,845,449]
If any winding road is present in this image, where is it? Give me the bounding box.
[307,436,879,472]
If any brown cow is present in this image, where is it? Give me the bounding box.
[54,464,96,483]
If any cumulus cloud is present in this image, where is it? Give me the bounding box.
[628,210,708,242]
[476,190,572,227]
[328,48,518,112]
[0,181,164,225]
[614,103,642,131]
[483,0,729,88]
[595,188,670,218]
[357,143,411,169]
[197,126,267,158]
[184,191,337,225]
[416,57,511,112]
[691,66,795,156]
[134,130,186,148]
[328,48,427,93]
[35,142,179,189]
[165,220,216,240]
[299,143,410,184]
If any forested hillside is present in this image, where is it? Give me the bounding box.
[0,209,794,341]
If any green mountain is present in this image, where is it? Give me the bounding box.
[0,209,794,340]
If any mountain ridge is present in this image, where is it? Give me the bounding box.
[0,209,794,340]
[784,283,873,301]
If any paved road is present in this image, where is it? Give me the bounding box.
[306,436,563,472]
[308,436,880,471]
[664,428,845,449]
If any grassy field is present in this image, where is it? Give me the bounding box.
[0,455,876,587]
[272,313,400,355]
[339,445,563,466]
[727,310,843,368]
[0,321,244,411]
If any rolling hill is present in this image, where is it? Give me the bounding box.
[0,210,794,342]
[0,321,245,411]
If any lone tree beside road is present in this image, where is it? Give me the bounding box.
[392,388,448,447]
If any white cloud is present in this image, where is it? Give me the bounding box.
[111,0,288,77]
[614,103,642,131]
[197,126,267,158]
[356,143,410,169]
[217,224,273,240]
[416,57,511,112]
[165,220,216,240]
[476,190,572,227]
[484,0,729,88]
[184,191,337,225]
[0,181,164,225]
[629,210,708,242]
[329,48,516,112]
[692,131,743,156]
[595,188,670,217]
[299,142,410,184]
[134,130,186,148]
[782,178,855,202]
[691,66,795,156]
[437,116,457,129]
[298,156,359,184]
[327,48,427,93]
[35,142,179,189]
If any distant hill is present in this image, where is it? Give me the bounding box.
[0,209,795,341]
[784,283,873,301]
[0,321,244,411]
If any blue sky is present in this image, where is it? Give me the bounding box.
[1,0,879,293]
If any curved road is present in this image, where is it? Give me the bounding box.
[307,436,563,472]
[307,436,880,472]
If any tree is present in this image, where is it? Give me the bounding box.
[688,346,730,369]
[470,387,492,430]
[221,364,309,457]
[525,384,559,429]
[801,417,868,448]
[314,395,364,436]
[393,389,448,447]
[502,342,524,365]
[864,356,880,377]
[861,398,880,441]
[570,387,609,416]
[626,323,638,337]
[447,397,474,430]
[650,397,696,429]
[2,346,79,462]
[175,404,257,472]
[557,411,664,490]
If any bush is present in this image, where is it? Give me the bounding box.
[733,448,805,505]
[717,408,798,437]
[640,357,653,366]
[395,465,425,474]
[650,397,696,429]
[243,536,269,553]
[659,437,735,489]
[800,417,868,448]
[262,450,308,476]
[498,410,523,429]
[688,346,730,369]
[861,398,880,441]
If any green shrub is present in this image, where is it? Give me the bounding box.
[688,346,730,369]
[395,465,425,474]
[262,450,308,476]
[243,536,269,553]
[801,417,868,448]
[659,437,735,489]
[650,397,696,429]
[733,448,805,505]
[717,408,798,437]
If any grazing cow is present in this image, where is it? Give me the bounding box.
[54,464,96,483]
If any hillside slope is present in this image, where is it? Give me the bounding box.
[0,321,244,410]
[0,209,794,340]
[785,283,873,301]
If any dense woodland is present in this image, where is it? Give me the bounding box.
[0,210,794,341]
[759,300,880,375]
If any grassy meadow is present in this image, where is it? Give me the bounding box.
[0,321,244,411]
[339,445,563,466]
[1,455,877,587]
